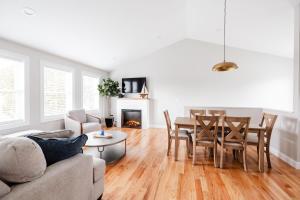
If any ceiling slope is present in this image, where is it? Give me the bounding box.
[0,0,295,70]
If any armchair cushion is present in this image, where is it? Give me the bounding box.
[86,114,101,123]
[82,123,102,134]
[68,109,87,123]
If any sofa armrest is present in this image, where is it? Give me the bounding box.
[0,180,10,198]
[86,114,101,123]
[65,116,82,136]
[2,154,94,200]
[92,158,106,183]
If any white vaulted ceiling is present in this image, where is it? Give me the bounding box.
[0,0,295,71]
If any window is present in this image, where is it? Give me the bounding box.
[82,74,100,111]
[0,51,28,128]
[42,62,73,120]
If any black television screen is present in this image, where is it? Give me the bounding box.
[122,77,146,93]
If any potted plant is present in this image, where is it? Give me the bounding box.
[98,78,120,127]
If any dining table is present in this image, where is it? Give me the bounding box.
[174,117,266,173]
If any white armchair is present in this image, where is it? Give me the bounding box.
[65,109,102,136]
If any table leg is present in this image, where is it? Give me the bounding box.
[258,130,264,172]
[175,124,179,161]
[97,146,105,159]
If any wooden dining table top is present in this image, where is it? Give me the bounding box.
[174,117,266,131]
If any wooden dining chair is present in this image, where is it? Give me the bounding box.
[217,116,250,171]
[207,110,226,117]
[247,113,277,168]
[207,110,226,135]
[189,109,206,137]
[163,110,190,156]
[192,116,219,167]
[190,109,206,118]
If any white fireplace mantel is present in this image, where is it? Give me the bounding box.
[116,98,150,129]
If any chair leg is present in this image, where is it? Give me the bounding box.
[232,149,236,160]
[214,144,218,168]
[186,139,189,156]
[256,145,259,160]
[266,146,272,168]
[220,147,224,169]
[192,142,196,165]
[167,138,172,156]
[243,148,248,172]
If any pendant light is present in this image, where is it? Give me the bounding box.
[212,0,238,72]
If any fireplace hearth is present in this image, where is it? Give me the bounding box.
[121,109,142,129]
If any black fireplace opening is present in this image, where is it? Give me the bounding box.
[121,109,142,129]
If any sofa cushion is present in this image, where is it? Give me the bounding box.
[82,122,102,134]
[31,130,75,139]
[0,137,46,183]
[68,109,87,123]
[92,158,106,183]
[27,134,88,166]
[0,180,10,198]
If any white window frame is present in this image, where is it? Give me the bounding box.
[0,49,30,130]
[40,61,74,122]
[81,71,101,112]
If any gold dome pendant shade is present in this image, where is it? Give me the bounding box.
[212,0,238,72]
[212,61,238,72]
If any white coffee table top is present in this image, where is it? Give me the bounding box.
[85,130,127,147]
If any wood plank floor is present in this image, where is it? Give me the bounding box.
[103,128,300,200]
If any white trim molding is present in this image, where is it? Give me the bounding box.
[270,147,300,169]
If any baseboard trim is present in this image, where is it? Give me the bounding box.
[270,147,300,169]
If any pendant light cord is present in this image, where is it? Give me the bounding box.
[223,0,227,62]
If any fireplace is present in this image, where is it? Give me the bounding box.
[121,109,142,129]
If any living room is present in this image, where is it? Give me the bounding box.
[0,0,300,200]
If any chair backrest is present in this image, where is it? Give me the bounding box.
[190,109,206,118]
[67,109,87,123]
[194,116,219,141]
[222,116,250,143]
[207,110,226,117]
[259,113,278,144]
[163,110,172,136]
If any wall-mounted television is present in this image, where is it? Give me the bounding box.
[122,77,146,93]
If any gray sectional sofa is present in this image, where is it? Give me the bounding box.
[0,130,105,200]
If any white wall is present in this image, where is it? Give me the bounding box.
[110,39,294,127]
[0,38,108,135]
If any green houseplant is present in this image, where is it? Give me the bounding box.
[98,78,120,127]
[98,78,120,97]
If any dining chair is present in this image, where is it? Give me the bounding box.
[190,109,206,118]
[207,110,226,117]
[192,116,219,167]
[189,109,206,137]
[217,116,250,171]
[207,110,226,135]
[163,110,190,156]
[247,113,277,168]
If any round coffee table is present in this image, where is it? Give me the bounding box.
[85,130,127,164]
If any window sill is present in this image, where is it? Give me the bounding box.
[0,120,29,131]
[41,114,65,123]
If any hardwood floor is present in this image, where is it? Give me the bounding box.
[103,128,300,200]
